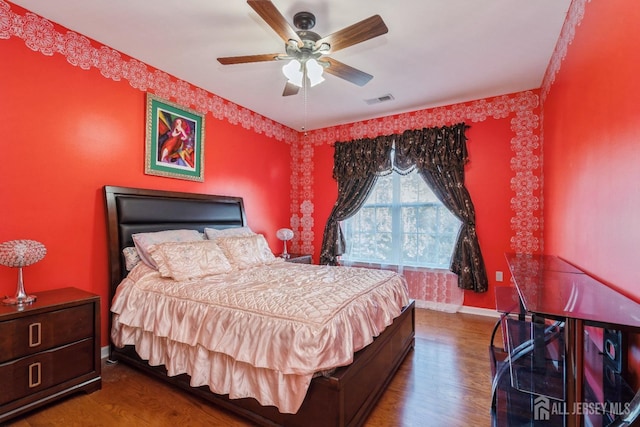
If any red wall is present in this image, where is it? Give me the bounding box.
[0,33,292,347]
[542,0,640,301]
[542,0,640,383]
[464,118,521,308]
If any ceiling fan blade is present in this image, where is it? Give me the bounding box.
[323,57,373,87]
[282,81,300,96]
[247,0,302,46]
[316,15,388,53]
[217,53,286,65]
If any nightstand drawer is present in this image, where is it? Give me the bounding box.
[0,338,95,405]
[0,304,95,363]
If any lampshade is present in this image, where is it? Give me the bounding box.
[276,228,294,241]
[276,228,294,259]
[305,59,325,87]
[282,60,303,87]
[0,239,46,305]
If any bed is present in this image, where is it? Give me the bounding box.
[104,185,415,427]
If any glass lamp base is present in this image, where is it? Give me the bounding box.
[4,267,37,305]
[2,295,37,305]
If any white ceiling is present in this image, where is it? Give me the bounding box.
[11,0,571,131]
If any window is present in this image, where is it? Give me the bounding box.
[340,169,461,269]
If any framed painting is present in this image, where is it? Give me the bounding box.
[145,94,205,181]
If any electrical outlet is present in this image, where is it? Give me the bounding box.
[496,271,503,282]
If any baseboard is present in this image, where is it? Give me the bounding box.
[414,299,461,313]
[458,305,500,318]
[413,299,500,318]
[101,345,109,360]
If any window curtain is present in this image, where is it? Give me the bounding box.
[395,124,488,292]
[319,136,394,265]
[320,123,488,293]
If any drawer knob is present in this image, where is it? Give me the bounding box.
[28,362,41,388]
[29,322,42,347]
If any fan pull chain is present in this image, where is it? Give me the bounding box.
[302,64,308,136]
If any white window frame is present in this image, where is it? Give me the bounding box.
[340,169,461,269]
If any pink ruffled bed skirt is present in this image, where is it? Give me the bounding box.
[111,262,409,413]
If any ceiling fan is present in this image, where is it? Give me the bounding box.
[217,0,388,96]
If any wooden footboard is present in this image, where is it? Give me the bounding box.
[111,300,415,427]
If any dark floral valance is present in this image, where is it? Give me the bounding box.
[321,122,488,293]
[331,123,470,178]
[394,124,469,172]
[332,135,394,180]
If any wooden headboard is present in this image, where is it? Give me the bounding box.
[103,186,246,300]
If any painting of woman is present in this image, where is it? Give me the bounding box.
[157,114,196,168]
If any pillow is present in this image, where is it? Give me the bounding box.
[132,229,203,269]
[122,246,141,271]
[204,226,255,240]
[216,234,277,269]
[149,240,233,281]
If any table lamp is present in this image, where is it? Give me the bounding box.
[276,228,294,259]
[0,239,46,305]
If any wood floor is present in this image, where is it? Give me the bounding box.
[6,308,500,427]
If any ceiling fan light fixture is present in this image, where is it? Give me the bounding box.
[282,59,303,87]
[218,3,388,97]
[282,58,325,88]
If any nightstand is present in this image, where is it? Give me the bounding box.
[0,287,102,423]
[284,253,312,264]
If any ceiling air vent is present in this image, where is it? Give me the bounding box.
[365,94,395,105]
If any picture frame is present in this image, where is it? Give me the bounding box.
[145,93,205,181]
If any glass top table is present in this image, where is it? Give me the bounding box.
[505,253,640,329]
[505,253,640,427]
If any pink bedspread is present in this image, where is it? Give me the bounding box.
[111,261,409,413]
